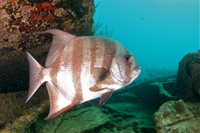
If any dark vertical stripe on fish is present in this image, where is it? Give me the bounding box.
[90,37,97,76]
[102,38,117,71]
[50,52,62,89]
[72,37,84,103]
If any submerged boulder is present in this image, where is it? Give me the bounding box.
[154,99,200,132]
[175,51,200,101]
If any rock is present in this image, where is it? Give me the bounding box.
[175,51,200,101]
[55,107,110,133]
[103,102,156,132]
[154,99,200,133]
[32,101,156,133]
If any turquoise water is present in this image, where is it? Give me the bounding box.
[94,0,199,79]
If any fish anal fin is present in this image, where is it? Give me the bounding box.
[98,90,114,108]
[93,67,110,82]
[43,29,76,67]
[45,82,77,120]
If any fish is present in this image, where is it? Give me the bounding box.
[25,29,141,120]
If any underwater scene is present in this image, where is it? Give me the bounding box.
[0,0,199,133]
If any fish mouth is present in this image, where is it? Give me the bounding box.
[133,66,141,78]
[134,66,141,74]
[132,68,141,80]
[125,66,141,84]
[113,66,141,85]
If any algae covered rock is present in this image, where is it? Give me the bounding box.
[175,51,200,101]
[0,87,49,130]
[154,99,200,133]
[0,0,94,50]
[55,107,110,133]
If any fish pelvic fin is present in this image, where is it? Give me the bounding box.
[25,52,48,103]
[98,90,114,108]
[44,82,77,120]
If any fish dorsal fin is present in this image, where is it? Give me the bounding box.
[93,67,111,81]
[43,29,76,67]
[44,82,77,120]
[98,90,114,108]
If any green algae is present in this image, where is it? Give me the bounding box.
[0,101,49,133]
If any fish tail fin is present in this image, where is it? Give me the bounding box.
[25,51,45,103]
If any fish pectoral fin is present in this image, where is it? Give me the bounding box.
[93,67,110,82]
[98,90,114,108]
[45,82,77,120]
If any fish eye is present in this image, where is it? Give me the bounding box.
[124,55,131,63]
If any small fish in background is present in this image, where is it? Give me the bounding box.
[25,29,141,120]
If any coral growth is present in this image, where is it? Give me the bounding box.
[0,0,94,51]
